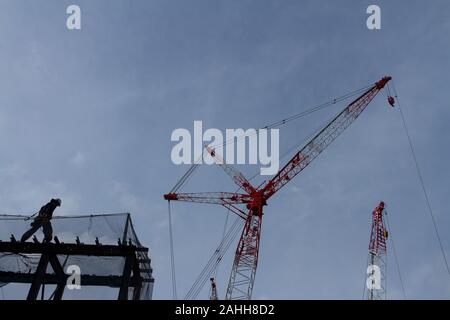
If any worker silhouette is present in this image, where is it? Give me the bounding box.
[21,198,61,243]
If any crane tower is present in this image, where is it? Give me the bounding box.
[366,201,388,300]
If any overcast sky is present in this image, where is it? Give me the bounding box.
[1,0,450,299]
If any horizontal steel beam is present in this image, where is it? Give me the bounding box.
[0,241,148,257]
[0,271,154,287]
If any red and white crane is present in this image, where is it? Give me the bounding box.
[165,76,393,300]
[366,201,388,300]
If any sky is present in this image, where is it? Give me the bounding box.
[0,0,450,299]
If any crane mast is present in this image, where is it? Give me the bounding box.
[210,278,218,300]
[164,76,392,300]
[366,201,388,300]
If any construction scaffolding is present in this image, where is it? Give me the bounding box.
[0,213,154,300]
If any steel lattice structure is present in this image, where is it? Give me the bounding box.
[366,201,388,300]
[165,76,392,300]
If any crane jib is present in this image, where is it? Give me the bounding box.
[261,76,391,200]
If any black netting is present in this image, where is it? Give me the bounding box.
[0,213,153,300]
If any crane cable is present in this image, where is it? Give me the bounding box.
[190,218,242,299]
[208,84,373,152]
[392,81,450,280]
[180,83,371,195]
[168,201,178,300]
[210,203,232,299]
[169,83,373,193]
[261,84,372,130]
[185,216,243,299]
[384,210,407,299]
[207,171,261,299]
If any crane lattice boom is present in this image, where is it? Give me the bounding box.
[261,76,391,199]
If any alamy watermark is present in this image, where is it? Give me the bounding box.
[66,264,81,290]
[170,121,280,175]
[66,5,81,30]
[367,5,381,30]
[366,264,381,290]
[59,4,383,32]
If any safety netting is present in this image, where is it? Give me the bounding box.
[0,213,153,300]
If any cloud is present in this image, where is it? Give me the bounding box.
[0,165,80,215]
[69,151,86,167]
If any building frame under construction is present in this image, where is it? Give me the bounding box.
[0,213,154,300]
[0,241,153,300]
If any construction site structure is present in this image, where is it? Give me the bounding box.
[0,213,154,300]
[165,76,393,300]
[366,201,388,300]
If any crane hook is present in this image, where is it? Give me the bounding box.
[388,96,395,107]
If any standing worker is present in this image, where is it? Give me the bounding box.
[21,198,61,243]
